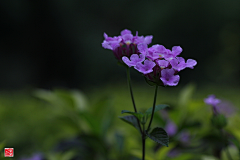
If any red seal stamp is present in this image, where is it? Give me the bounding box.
[4,148,14,157]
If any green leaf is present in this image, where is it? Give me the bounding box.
[146,127,169,147]
[119,115,140,132]
[121,110,144,120]
[145,104,169,115]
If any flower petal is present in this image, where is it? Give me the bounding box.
[186,59,197,69]
[160,69,180,86]
[122,34,133,44]
[137,43,148,55]
[121,29,132,36]
[172,46,182,57]
[122,54,145,67]
[144,35,153,44]
[170,58,186,71]
[157,60,169,68]
[134,60,156,74]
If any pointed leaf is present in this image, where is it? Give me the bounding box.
[121,110,144,120]
[145,104,169,115]
[119,115,141,132]
[146,127,169,147]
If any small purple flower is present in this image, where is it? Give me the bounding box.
[164,46,182,61]
[204,95,221,115]
[205,95,237,117]
[170,58,186,71]
[134,60,156,74]
[121,29,132,35]
[134,31,153,45]
[122,54,145,67]
[171,46,183,57]
[204,95,221,106]
[157,59,169,69]
[185,59,197,69]
[102,34,122,50]
[165,120,178,136]
[146,44,167,60]
[160,68,180,86]
[170,57,197,71]
[121,32,134,44]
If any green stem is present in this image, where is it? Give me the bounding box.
[126,68,137,113]
[147,85,158,131]
[126,68,142,133]
[142,124,146,160]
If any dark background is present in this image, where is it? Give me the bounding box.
[0,0,240,90]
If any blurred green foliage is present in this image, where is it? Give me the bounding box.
[0,83,239,159]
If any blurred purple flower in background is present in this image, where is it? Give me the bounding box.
[205,95,237,117]
[204,94,221,115]
[19,153,43,160]
[165,120,178,136]
[168,148,181,158]
[178,131,190,143]
[204,95,221,106]
[216,100,237,117]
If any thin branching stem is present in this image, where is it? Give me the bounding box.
[147,85,158,131]
[126,68,142,134]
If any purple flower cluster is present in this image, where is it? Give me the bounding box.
[102,29,197,86]
[102,29,153,61]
